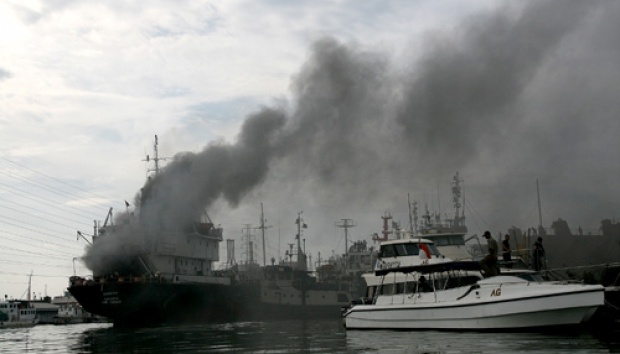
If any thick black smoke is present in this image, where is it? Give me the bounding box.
[84,0,620,273]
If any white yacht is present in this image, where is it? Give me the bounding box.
[342,238,605,330]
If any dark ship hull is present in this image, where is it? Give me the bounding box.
[68,277,245,325]
[68,273,356,326]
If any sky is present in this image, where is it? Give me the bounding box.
[1,0,619,299]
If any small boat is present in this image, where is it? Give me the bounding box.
[0,300,39,329]
[342,238,605,330]
[52,295,108,325]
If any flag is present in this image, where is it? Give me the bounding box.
[303,223,308,229]
[420,243,432,259]
[125,200,130,207]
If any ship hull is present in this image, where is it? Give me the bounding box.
[69,281,244,325]
[69,281,350,325]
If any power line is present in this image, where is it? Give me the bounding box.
[1,158,126,209]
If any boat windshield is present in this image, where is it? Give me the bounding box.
[379,243,441,258]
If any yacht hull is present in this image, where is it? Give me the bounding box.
[343,285,604,330]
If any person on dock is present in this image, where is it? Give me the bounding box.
[480,231,499,277]
[502,234,512,268]
[533,237,546,271]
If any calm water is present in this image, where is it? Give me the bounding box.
[1,320,619,353]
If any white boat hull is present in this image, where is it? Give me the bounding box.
[344,283,604,330]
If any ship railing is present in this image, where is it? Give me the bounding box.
[71,270,235,286]
[541,262,620,286]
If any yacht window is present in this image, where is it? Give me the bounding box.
[403,243,420,256]
[395,244,408,256]
[395,283,405,294]
[380,245,396,258]
[380,284,394,295]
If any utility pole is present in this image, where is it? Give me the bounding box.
[335,218,356,270]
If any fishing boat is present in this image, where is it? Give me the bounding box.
[341,238,605,330]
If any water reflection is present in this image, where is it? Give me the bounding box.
[1,320,617,353]
[344,329,615,354]
[76,320,349,353]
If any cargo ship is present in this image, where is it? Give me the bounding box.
[68,209,373,325]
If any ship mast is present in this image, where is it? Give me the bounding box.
[295,212,307,271]
[255,203,272,266]
[143,135,168,178]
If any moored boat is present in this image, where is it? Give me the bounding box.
[342,238,605,330]
[0,300,39,329]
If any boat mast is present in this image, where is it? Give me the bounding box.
[28,272,32,305]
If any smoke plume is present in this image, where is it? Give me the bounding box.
[84,0,620,273]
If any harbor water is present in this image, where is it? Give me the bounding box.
[1,320,619,353]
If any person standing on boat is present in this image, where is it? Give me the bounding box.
[502,234,512,268]
[533,237,546,271]
[480,231,499,277]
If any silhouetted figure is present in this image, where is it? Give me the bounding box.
[502,234,512,268]
[533,237,546,271]
[480,231,499,277]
